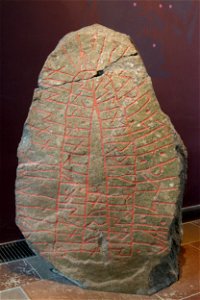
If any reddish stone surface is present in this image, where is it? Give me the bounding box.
[15,25,187,294]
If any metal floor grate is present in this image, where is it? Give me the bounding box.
[0,239,36,263]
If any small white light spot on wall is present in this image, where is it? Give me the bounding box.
[169,4,173,8]
[152,43,157,48]
[133,2,137,7]
[159,3,163,8]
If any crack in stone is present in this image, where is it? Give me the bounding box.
[38,52,138,89]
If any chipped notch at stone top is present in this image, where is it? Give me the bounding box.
[94,69,104,77]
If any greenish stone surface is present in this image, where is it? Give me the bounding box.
[15,24,187,295]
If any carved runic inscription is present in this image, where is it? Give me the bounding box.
[16,25,187,294]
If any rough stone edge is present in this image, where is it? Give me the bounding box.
[148,128,187,294]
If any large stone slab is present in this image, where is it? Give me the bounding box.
[15,24,187,295]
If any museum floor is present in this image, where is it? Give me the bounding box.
[0,219,199,300]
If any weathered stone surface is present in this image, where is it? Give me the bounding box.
[15,24,187,295]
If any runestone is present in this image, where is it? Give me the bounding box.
[16,24,187,295]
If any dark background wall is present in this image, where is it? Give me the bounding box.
[0,0,199,242]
